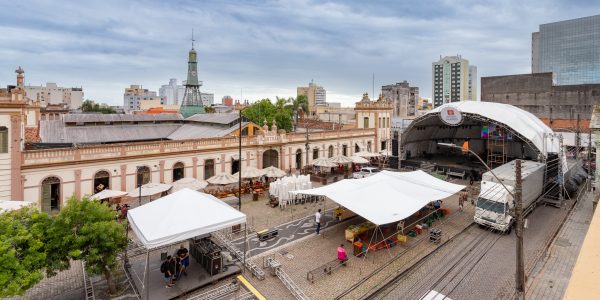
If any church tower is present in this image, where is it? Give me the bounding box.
[179,31,205,118]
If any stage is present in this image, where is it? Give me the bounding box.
[129,248,242,300]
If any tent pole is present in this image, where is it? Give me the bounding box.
[243,223,247,270]
[379,226,392,259]
[144,250,150,300]
[364,225,378,262]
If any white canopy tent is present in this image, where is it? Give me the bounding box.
[0,200,33,211]
[292,170,465,225]
[90,189,127,200]
[128,188,247,249]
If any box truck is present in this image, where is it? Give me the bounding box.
[474,160,545,233]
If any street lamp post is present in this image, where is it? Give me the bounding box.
[437,142,524,299]
[136,166,144,206]
[238,107,245,211]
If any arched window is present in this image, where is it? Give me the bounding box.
[93,170,110,193]
[173,162,185,182]
[342,144,348,156]
[262,149,279,168]
[355,143,360,153]
[41,176,61,213]
[204,159,215,180]
[313,148,319,159]
[0,126,7,153]
[367,141,372,152]
[328,145,334,158]
[136,166,151,186]
[295,149,303,169]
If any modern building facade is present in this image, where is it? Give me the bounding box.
[297,81,326,113]
[432,55,477,107]
[123,85,161,112]
[24,82,83,110]
[532,15,600,85]
[159,78,185,105]
[481,72,600,130]
[381,81,419,117]
[201,93,214,106]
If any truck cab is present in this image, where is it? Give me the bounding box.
[474,181,514,232]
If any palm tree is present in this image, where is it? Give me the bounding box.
[286,95,308,131]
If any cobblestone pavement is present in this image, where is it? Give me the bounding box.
[525,191,595,300]
[4,261,84,300]
[242,194,474,300]
[371,194,580,300]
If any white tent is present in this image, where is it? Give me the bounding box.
[0,200,33,211]
[90,189,127,200]
[171,177,208,192]
[292,170,465,225]
[127,188,247,249]
[127,182,172,197]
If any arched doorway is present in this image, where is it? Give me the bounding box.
[313,148,319,159]
[204,159,215,180]
[136,166,151,186]
[173,162,185,181]
[355,143,360,153]
[328,145,334,158]
[93,170,110,193]
[262,149,279,168]
[295,149,303,169]
[41,176,61,213]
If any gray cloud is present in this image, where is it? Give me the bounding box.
[1,0,599,106]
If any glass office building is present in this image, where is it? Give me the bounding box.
[534,15,600,85]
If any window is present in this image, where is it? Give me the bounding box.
[41,176,61,213]
[328,145,334,158]
[0,126,7,153]
[136,166,151,186]
[313,148,319,159]
[364,117,369,128]
[173,162,185,181]
[204,159,215,180]
[367,141,372,152]
[93,170,110,193]
[342,144,348,156]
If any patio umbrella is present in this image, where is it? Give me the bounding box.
[329,155,353,164]
[233,166,263,178]
[261,166,287,178]
[127,183,172,197]
[207,173,239,185]
[90,189,127,200]
[354,151,381,158]
[171,177,208,193]
[312,157,337,168]
[350,155,369,164]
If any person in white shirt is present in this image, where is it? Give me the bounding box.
[315,209,322,235]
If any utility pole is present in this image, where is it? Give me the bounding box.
[515,159,525,300]
[305,125,310,173]
[576,114,581,158]
[589,129,593,191]
[558,134,564,204]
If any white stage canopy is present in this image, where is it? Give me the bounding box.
[292,170,465,225]
[127,188,246,249]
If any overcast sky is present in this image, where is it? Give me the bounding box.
[1,0,598,107]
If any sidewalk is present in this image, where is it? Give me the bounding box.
[526,191,596,300]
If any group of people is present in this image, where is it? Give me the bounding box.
[160,245,190,288]
[115,203,129,221]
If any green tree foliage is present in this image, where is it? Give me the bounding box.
[0,207,51,297]
[204,106,216,113]
[81,99,116,114]
[242,98,294,132]
[51,197,126,294]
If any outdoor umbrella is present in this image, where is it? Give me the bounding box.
[350,155,369,164]
[127,183,172,197]
[354,151,381,158]
[90,189,127,200]
[261,166,287,178]
[233,166,263,178]
[171,177,209,193]
[207,173,239,185]
[329,155,353,164]
[311,157,337,168]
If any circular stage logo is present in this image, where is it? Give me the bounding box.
[439,106,462,126]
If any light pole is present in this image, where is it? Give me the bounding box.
[136,166,144,206]
[437,142,523,299]
[238,107,246,211]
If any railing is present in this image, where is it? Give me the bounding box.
[188,281,240,300]
[22,128,375,166]
[266,257,310,300]
[213,231,266,280]
[81,261,95,300]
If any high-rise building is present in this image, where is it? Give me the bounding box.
[532,15,600,85]
[123,85,160,111]
[24,82,83,110]
[381,81,419,117]
[432,55,477,107]
[159,78,185,105]
[297,80,326,113]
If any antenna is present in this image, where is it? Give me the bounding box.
[191,28,195,49]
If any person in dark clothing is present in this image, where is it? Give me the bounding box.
[177,244,189,276]
[160,256,174,288]
[173,257,182,281]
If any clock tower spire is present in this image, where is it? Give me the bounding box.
[180,29,205,117]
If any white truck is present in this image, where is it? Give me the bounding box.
[352,167,380,179]
[474,160,545,233]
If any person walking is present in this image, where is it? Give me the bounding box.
[315,209,322,235]
[160,256,174,288]
[459,189,467,211]
[337,244,348,265]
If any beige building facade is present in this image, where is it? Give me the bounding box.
[24,82,83,110]
[297,81,326,114]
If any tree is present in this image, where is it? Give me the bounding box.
[51,197,126,294]
[0,207,51,297]
[81,100,116,114]
[242,98,294,132]
[204,106,216,113]
[285,95,309,130]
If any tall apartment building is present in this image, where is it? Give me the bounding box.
[381,81,419,117]
[123,85,162,111]
[24,82,83,110]
[159,78,185,105]
[201,93,214,106]
[432,55,477,107]
[297,80,326,113]
[532,15,600,85]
